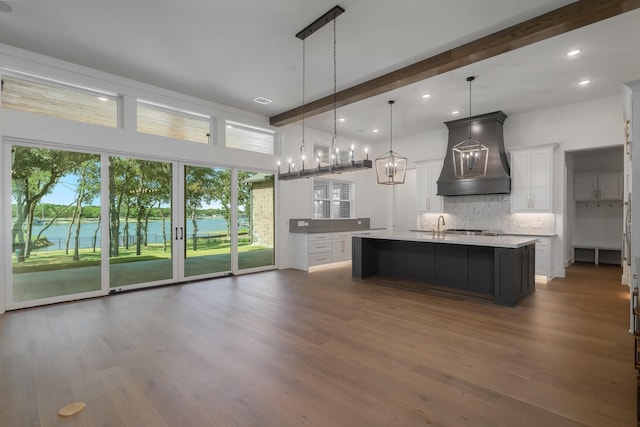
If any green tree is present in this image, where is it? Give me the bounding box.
[11,147,87,262]
[185,166,217,251]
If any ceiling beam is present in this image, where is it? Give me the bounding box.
[270,0,640,127]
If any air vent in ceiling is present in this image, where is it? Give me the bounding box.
[253,97,272,105]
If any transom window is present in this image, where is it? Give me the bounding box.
[137,99,211,144]
[1,71,118,127]
[225,120,275,154]
[313,179,353,219]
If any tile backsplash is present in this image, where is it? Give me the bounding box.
[418,194,556,235]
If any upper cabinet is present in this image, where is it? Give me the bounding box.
[416,159,444,213]
[574,172,622,201]
[510,144,557,213]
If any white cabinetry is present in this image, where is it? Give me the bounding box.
[510,145,556,212]
[307,232,353,267]
[534,237,552,278]
[331,232,352,262]
[416,159,443,213]
[574,172,622,201]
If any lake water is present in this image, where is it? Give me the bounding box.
[23,217,231,251]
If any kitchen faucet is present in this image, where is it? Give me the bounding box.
[437,215,446,237]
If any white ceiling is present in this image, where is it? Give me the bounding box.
[0,1,639,144]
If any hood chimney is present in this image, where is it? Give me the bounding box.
[437,111,511,196]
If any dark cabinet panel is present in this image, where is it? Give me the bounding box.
[467,246,494,294]
[352,237,379,278]
[406,241,435,282]
[434,244,468,288]
[378,240,407,277]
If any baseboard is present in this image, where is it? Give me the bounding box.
[554,267,566,278]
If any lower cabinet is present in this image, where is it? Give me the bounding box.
[307,232,353,267]
[509,235,554,279]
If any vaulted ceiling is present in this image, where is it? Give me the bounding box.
[0,1,639,143]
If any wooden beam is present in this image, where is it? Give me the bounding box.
[270,0,640,127]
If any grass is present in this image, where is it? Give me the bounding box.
[13,238,269,273]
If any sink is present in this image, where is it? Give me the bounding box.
[445,229,502,236]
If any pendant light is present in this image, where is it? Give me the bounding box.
[277,5,372,181]
[375,100,407,185]
[452,76,488,177]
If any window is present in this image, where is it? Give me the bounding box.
[313,179,353,219]
[225,120,275,154]
[313,143,350,166]
[137,99,211,144]
[1,72,118,127]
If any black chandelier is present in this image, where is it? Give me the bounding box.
[277,5,372,181]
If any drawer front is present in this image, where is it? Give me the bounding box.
[309,241,332,254]
[308,252,332,266]
[309,233,332,242]
[332,232,352,240]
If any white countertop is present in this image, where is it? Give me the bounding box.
[352,230,538,248]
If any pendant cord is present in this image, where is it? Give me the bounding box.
[300,39,306,159]
[468,77,472,140]
[332,18,338,155]
[389,101,393,152]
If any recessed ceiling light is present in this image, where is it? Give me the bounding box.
[451,110,460,115]
[226,125,232,128]
[578,79,591,86]
[253,97,272,105]
[97,96,109,102]
[422,93,431,99]
[338,117,346,122]
[566,49,581,57]
[372,129,379,133]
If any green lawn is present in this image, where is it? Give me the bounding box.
[13,238,268,273]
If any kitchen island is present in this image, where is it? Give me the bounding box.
[352,231,538,306]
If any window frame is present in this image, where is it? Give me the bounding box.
[312,178,354,219]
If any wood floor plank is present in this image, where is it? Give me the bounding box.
[0,263,634,426]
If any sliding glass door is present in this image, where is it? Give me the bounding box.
[182,165,231,279]
[108,156,174,289]
[7,145,273,309]
[237,170,275,272]
[11,145,103,303]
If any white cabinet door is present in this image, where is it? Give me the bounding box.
[331,237,352,262]
[574,173,622,201]
[530,149,552,211]
[574,175,597,201]
[510,146,554,212]
[510,151,532,211]
[416,159,443,213]
[597,173,622,200]
[534,237,551,277]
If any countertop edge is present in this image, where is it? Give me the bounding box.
[352,231,538,249]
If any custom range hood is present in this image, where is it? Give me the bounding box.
[437,111,511,196]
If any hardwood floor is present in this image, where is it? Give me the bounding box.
[0,263,634,426]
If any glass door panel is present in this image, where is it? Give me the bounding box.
[237,171,275,271]
[11,146,102,302]
[183,165,231,278]
[108,156,173,288]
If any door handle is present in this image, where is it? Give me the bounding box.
[180,227,184,240]
[175,227,179,240]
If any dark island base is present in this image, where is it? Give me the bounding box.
[352,237,535,306]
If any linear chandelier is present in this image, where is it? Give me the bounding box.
[277,5,372,181]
